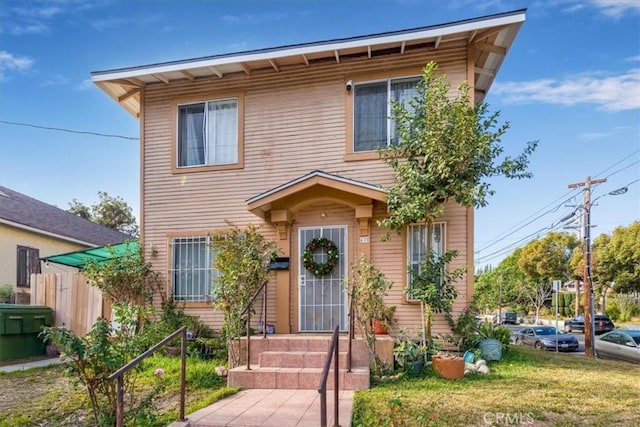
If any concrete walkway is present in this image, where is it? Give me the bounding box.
[170,389,354,427]
[0,357,64,372]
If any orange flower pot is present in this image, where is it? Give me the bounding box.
[373,320,388,335]
[431,356,465,380]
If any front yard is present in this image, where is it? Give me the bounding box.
[0,354,238,427]
[353,346,640,426]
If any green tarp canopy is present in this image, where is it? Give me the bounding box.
[42,241,139,269]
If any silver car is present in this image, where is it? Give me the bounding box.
[595,330,640,364]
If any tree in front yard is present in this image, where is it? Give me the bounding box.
[378,61,536,343]
[209,222,278,368]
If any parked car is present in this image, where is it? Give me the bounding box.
[514,326,579,352]
[595,330,640,364]
[498,312,518,325]
[563,315,614,334]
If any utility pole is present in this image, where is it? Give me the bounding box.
[568,176,606,358]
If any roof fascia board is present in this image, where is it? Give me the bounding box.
[246,171,386,205]
[0,218,96,247]
[92,11,525,82]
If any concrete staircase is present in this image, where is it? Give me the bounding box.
[227,335,371,390]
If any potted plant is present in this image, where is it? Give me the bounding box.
[393,335,432,376]
[476,322,511,361]
[373,305,396,335]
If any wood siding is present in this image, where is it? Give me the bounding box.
[141,41,471,334]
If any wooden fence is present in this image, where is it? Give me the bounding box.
[30,272,112,336]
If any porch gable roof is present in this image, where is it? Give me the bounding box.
[246,170,386,218]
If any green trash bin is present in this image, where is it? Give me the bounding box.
[0,304,53,361]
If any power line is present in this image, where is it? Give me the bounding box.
[0,120,139,141]
[476,148,640,256]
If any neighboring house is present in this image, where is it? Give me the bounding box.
[0,185,131,302]
[92,10,525,336]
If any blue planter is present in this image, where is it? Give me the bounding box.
[479,338,502,361]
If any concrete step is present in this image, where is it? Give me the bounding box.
[239,335,371,367]
[258,350,351,369]
[227,365,370,390]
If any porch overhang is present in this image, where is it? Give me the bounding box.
[246,170,387,219]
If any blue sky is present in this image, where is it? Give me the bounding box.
[1,0,638,268]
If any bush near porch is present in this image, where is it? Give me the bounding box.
[353,346,640,426]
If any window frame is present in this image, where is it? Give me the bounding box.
[171,91,244,174]
[16,245,40,288]
[345,71,421,161]
[404,221,446,303]
[168,233,218,306]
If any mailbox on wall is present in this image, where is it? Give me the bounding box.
[269,257,289,270]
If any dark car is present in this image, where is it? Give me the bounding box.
[564,315,615,334]
[498,312,518,325]
[514,326,579,352]
[595,330,640,364]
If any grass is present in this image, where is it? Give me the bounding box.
[353,346,640,426]
[0,354,238,427]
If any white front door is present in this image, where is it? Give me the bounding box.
[298,226,348,332]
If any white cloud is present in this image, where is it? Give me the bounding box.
[579,131,615,140]
[91,17,126,31]
[493,69,640,112]
[40,74,69,87]
[0,51,34,80]
[77,79,94,91]
[588,0,640,17]
[626,55,640,62]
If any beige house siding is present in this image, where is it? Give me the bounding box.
[141,41,472,333]
[0,223,85,293]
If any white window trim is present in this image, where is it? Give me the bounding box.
[406,221,446,302]
[176,97,239,169]
[170,235,217,303]
[352,75,420,152]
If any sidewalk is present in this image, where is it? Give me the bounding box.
[169,389,354,427]
[0,357,64,373]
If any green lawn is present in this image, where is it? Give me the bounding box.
[0,354,238,427]
[353,347,640,426]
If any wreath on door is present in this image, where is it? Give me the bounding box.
[302,237,339,278]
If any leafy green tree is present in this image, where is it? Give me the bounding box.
[68,191,139,236]
[379,61,537,236]
[474,249,527,312]
[210,222,278,368]
[518,232,579,283]
[594,222,640,294]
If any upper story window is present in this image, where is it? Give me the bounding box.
[17,245,40,287]
[353,77,419,152]
[406,222,445,301]
[170,236,218,303]
[177,98,238,168]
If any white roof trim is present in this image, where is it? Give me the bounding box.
[0,218,96,247]
[92,11,525,82]
[246,170,386,205]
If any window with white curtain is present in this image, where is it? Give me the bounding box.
[406,222,445,300]
[171,236,218,302]
[177,98,238,167]
[353,76,419,152]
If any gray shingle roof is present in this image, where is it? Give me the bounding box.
[0,185,132,246]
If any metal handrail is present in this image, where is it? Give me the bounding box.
[318,324,340,427]
[347,284,355,373]
[108,326,187,427]
[241,280,268,370]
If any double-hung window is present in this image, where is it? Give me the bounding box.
[353,77,419,152]
[17,245,40,287]
[177,98,238,167]
[406,222,445,300]
[171,236,218,303]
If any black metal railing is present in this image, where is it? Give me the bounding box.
[347,284,355,373]
[318,324,340,427]
[108,326,187,427]
[240,280,268,370]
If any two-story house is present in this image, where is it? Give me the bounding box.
[91,9,525,337]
